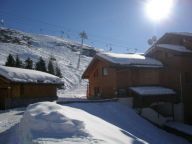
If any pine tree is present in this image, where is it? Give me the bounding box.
[55,64,62,78]
[25,57,33,69]
[48,59,55,75]
[5,54,16,67]
[35,57,47,72]
[15,55,23,68]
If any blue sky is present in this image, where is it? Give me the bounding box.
[0,0,192,53]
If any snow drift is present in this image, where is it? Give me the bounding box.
[17,102,146,144]
[18,102,89,144]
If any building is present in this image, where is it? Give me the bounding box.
[0,66,63,109]
[82,52,164,98]
[145,32,192,124]
[82,32,192,124]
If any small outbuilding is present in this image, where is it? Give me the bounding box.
[129,86,178,108]
[0,66,63,109]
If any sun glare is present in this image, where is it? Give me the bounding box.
[145,0,174,22]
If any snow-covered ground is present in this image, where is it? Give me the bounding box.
[0,101,190,144]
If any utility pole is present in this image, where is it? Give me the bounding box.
[77,31,88,69]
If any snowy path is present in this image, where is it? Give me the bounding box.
[0,108,25,144]
[65,102,190,144]
[0,108,24,133]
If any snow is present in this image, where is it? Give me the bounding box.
[0,108,24,144]
[169,32,192,37]
[0,101,190,144]
[165,122,192,136]
[157,44,192,53]
[0,27,92,89]
[141,108,172,126]
[16,102,146,144]
[129,86,176,96]
[57,80,87,101]
[0,65,63,84]
[97,52,163,67]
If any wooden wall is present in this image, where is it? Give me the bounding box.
[88,60,117,98]
[87,59,161,99]
[0,76,58,109]
[147,47,192,124]
[116,68,160,88]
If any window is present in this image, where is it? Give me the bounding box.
[102,67,108,76]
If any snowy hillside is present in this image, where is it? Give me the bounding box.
[0,27,96,90]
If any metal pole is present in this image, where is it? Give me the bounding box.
[77,38,83,69]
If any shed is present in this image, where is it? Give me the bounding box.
[129,86,178,108]
[0,66,63,109]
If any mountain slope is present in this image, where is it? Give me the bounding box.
[0,27,96,91]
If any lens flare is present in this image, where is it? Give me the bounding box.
[145,0,174,22]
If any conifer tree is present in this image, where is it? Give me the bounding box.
[15,55,23,68]
[35,57,47,72]
[55,64,62,78]
[48,59,55,75]
[5,54,16,67]
[25,57,33,69]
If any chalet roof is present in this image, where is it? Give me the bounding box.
[97,52,163,67]
[169,32,192,37]
[129,86,176,96]
[0,65,63,85]
[145,44,192,55]
[82,52,163,78]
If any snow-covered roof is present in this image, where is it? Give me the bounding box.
[145,44,192,55]
[169,32,192,37]
[129,86,176,96]
[97,52,163,68]
[0,65,63,84]
[157,44,192,53]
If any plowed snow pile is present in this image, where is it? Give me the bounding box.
[16,102,145,144]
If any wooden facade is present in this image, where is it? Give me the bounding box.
[83,57,162,99]
[83,32,192,124]
[145,33,192,124]
[0,76,60,109]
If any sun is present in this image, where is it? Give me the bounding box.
[145,0,174,22]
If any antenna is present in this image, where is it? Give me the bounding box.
[148,35,157,45]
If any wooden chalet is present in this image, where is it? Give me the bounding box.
[82,52,165,98]
[145,32,192,124]
[0,66,63,109]
[82,32,192,124]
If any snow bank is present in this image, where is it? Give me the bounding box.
[97,52,163,67]
[18,102,89,144]
[17,102,146,144]
[0,66,63,84]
